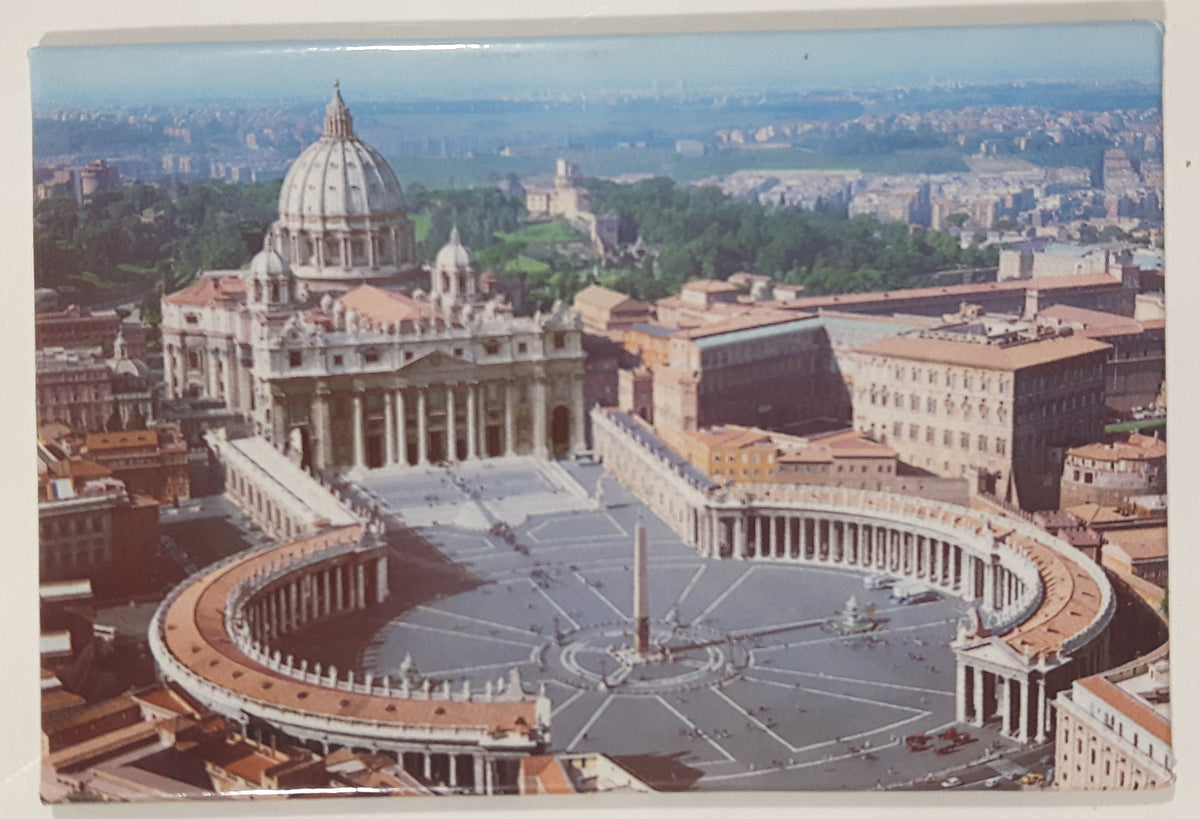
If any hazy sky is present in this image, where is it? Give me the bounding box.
[30,22,1162,109]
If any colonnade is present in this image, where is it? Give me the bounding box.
[691,508,1029,613]
[242,554,387,644]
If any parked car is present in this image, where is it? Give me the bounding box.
[939,776,962,788]
[983,775,1004,788]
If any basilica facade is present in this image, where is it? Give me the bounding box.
[161,86,587,472]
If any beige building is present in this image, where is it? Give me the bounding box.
[572,284,652,335]
[1059,434,1166,508]
[1054,647,1171,791]
[161,88,587,471]
[849,325,1110,510]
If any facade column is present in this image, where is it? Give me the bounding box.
[1000,676,1013,737]
[754,516,764,558]
[322,569,332,616]
[207,348,221,397]
[395,388,408,466]
[798,516,808,559]
[356,562,367,610]
[733,515,746,559]
[417,388,429,465]
[335,565,344,611]
[312,385,331,472]
[504,382,516,456]
[384,391,397,465]
[571,373,587,454]
[1016,676,1030,743]
[446,385,458,462]
[352,390,365,468]
[270,390,287,446]
[769,514,779,557]
[473,756,485,795]
[973,666,986,727]
[532,375,548,458]
[467,383,479,459]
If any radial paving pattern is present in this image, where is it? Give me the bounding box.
[346,460,979,790]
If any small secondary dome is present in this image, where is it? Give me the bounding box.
[435,227,472,273]
[249,247,290,277]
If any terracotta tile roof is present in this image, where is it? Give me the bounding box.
[85,431,158,450]
[1078,675,1171,746]
[338,284,435,325]
[852,331,1111,371]
[1101,526,1168,561]
[683,279,740,294]
[163,275,244,306]
[687,426,773,450]
[1037,303,1149,336]
[521,755,576,794]
[1068,434,1166,462]
[573,284,647,312]
[768,272,1123,311]
[999,530,1105,658]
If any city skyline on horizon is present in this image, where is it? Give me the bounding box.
[30,21,1162,110]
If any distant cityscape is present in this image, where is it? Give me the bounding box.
[34,29,1168,803]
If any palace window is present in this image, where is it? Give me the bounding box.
[553,332,566,349]
[288,351,301,368]
[364,349,380,363]
[960,433,970,450]
[517,342,528,354]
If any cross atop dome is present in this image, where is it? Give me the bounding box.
[324,80,355,139]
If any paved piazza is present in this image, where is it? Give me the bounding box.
[331,458,1011,791]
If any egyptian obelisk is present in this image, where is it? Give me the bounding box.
[634,518,650,654]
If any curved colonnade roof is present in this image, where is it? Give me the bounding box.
[158,525,540,740]
[989,521,1105,658]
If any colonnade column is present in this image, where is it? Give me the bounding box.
[1035,676,1048,744]
[770,514,779,557]
[417,388,429,465]
[467,383,479,460]
[1016,676,1030,743]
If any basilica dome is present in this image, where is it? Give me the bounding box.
[265,84,418,288]
[277,86,406,222]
